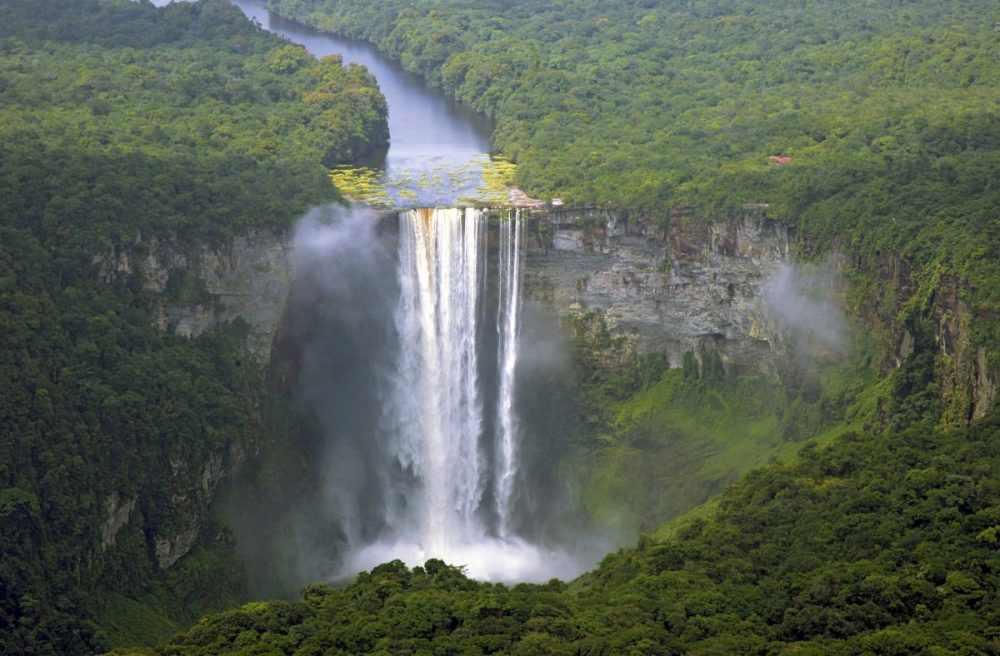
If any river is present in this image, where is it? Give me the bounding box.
[153,0,495,206]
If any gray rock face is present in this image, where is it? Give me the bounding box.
[94,209,795,377]
[523,208,793,375]
[168,234,293,360]
[151,450,228,570]
[100,492,136,550]
[975,347,997,421]
[94,230,293,362]
[154,525,202,571]
[834,244,997,424]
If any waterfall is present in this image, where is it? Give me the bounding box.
[391,207,522,551]
[295,205,583,582]
[495,211,522,537]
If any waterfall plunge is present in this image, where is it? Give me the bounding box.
[495,214,522,538]
[392,208,487,550]
[335,207,573,582]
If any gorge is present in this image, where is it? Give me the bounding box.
[4,0,999,652]
[119,0,817,590]
[116,0,997,604]
[114,0,993,608]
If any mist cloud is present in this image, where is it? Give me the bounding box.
[763,260,847,355]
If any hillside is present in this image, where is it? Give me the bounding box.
[0,0,387,652]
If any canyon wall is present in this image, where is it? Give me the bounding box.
[95,229,293,363]
[92,203,996,568]
[95,209,796,377]
[518,206,793,375]
[833,248,998,424]
[92,232,289,570]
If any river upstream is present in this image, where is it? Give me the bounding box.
[231,0,493,169]
[156,0,496,205]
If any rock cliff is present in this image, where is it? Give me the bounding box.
[93,233,287,569]
[834,248,998,424]
[95,229,293,362]
[519,206,794,376]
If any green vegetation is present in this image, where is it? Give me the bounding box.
[151,409,1000,654]
[330,155,516,207]
[0,0,387,653]
[271,0,1000,401]
[566,317,878,534]
[93,533,246,648]
[0,0,387,245]
[5,0,1000,652]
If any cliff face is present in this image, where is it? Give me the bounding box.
[90,209,799,572]
[95,230,293,362]
[835,248,998,424]
[93,232,289,569]
[96,208,800,387]
[519,206,996,421]
[521,207,794,376]
[91,205,996,569]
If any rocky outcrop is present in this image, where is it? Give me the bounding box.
[150,450,229,570]
[94,230,293,361]
[154,524,202,571]
[519,205,996,420]
[837,247,998,424]
[974,347,997,420]
[519,207,794,376]
[100,492,136,550]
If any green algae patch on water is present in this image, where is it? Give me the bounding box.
[330,155,519,208]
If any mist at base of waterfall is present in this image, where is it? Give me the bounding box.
[342,536,585,583]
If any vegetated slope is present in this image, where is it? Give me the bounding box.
[152,409,1000,655]
[566,343,877,534]
[271,0,1000,407]
[0,0,387,652]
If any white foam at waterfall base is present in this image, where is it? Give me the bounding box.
[343,536,581,583]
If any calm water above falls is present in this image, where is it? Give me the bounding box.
[230,0,493,163]
[154,0,495,205]
[237,0,497,205]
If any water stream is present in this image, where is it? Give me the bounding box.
[231,0,496,206]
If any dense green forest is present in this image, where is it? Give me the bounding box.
[5,0,1000,654]
[563,335,876,533]
[138,0,1000,653]
[139,409,1000,654]
[0,0,387,653]
[0,0,387,244]
[271,0,1000,394]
